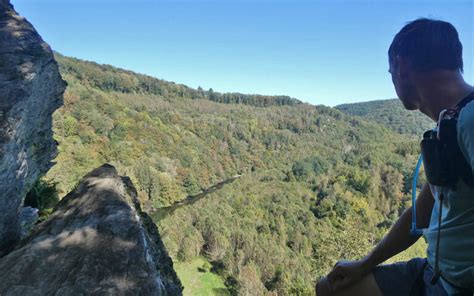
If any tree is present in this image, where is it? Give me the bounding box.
[24,178,59,216]
[182,173,201,195]
[62,115,78,137]
[133,160,158,201]
[238,263,267,296]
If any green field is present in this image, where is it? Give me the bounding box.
[175,257,230,296]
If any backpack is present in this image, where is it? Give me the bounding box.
[419,92,474,285]
[421,93,474,189]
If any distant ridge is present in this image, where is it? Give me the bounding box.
[336,99,433,136]
[55,52,301,108]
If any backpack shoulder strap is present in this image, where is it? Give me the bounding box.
[455,92,474,187]
[456,92,474,111]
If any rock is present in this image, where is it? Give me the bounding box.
[0,164,183,295]
[19,206,39,237]
[0,0,12,10]
[0,0,66,255]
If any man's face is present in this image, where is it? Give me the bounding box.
[389,58,418,110]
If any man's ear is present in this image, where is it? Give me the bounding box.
[396,55,411,80]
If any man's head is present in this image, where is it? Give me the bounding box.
[388,18,463,110]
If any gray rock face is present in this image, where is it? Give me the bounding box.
[19,206,39,237]
[0,164,183,295]
[0,0,66,255]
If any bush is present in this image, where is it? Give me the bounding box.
[24,179,59,216]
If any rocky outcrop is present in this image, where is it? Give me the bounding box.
[0,1,181,293]
[0,0,66,255]
[0,164,182,295]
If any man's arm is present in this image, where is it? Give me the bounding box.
[325,183,435,292]
[361,183,434,268]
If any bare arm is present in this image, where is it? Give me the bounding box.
[325,184,434,292]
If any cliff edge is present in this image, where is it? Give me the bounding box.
[0,1,182,294]
[0,164,182,295]
[0,0,66,254]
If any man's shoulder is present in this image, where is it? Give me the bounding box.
[458,100,474,132]
[457,100,474,166]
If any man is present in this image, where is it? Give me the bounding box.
[317,19,474,296]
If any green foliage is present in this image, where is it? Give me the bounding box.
[175,257,230,296]
[336,99,433,136]
[183,173,201,195]
[237,262,267,296]
[55,53,301,108]
[62,115,78,137]
[133,159,185,207]
[291,160,313,180]
[178,227,205,262]
[48,53,427,295]
[347,168,371,194]
[134,159,159,200]
[292,155,329,181]
[24,179,60,218]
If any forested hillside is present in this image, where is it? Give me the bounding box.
[46,53,426,295]
[336,99,433,136]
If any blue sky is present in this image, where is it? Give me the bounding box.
[12,0,473,106]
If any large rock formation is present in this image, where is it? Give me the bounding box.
[0,0,66,254]
[0,164,182,295]
[0,1,181,294]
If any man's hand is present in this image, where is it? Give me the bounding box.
[316,184,434,295]
[326,260,370,292]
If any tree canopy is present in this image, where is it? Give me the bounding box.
[46,53,427,295]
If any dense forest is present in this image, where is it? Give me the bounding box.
[336,99,433,136]
[44,53,427,295]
